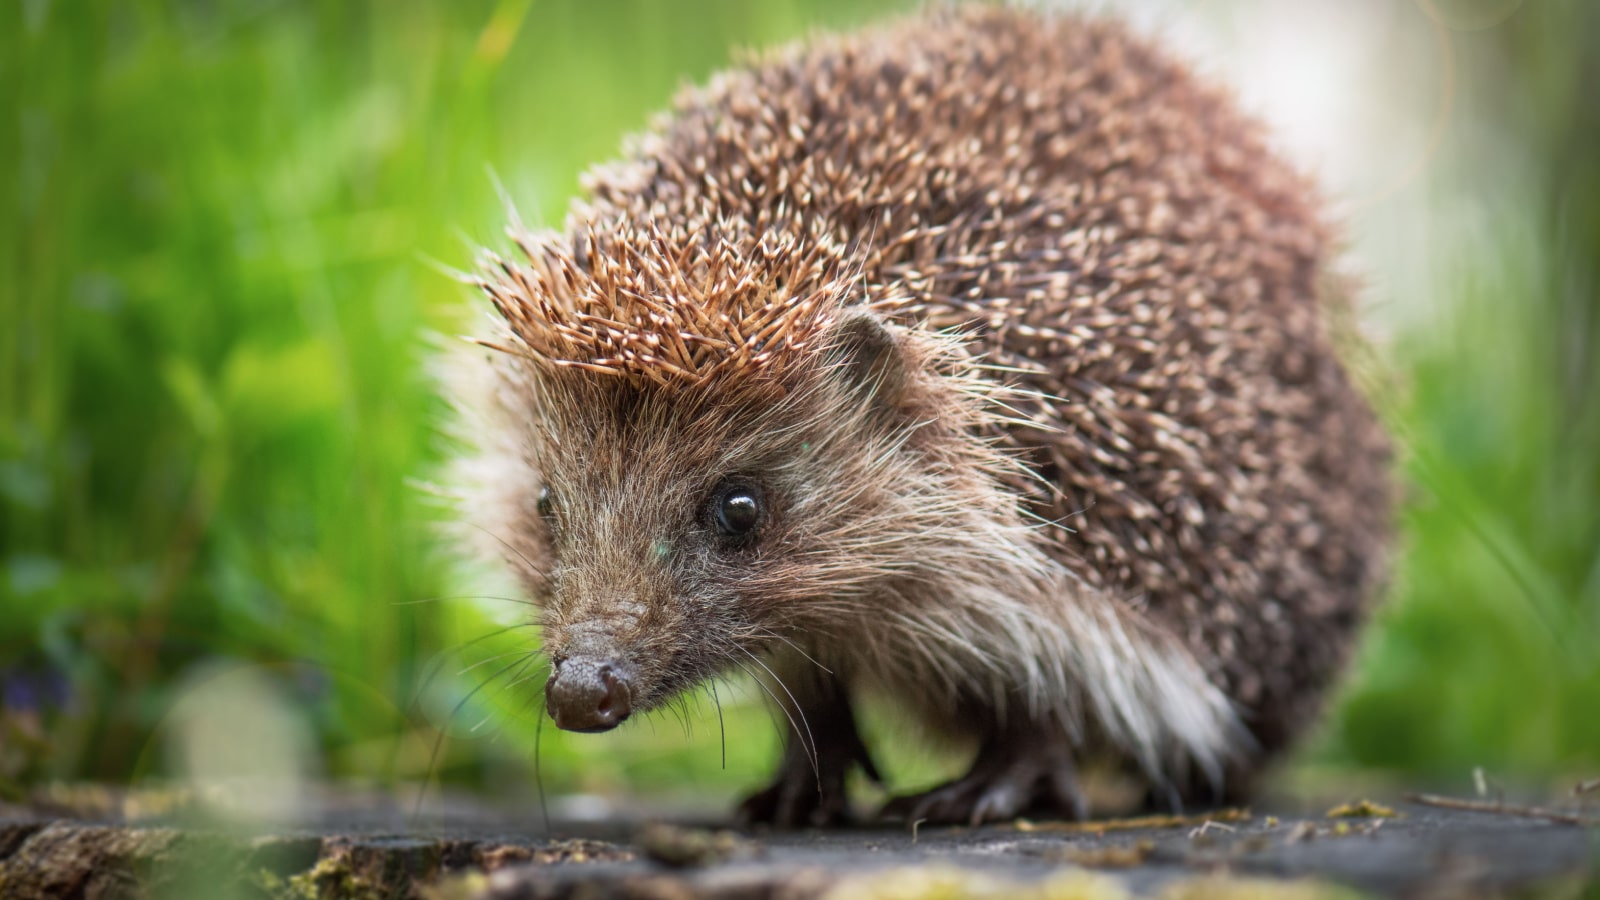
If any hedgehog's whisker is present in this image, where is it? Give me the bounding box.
[456,647,540,679]
[746,625,831,676]
[656,692,691,738]
[710,680,727,770]
[730,656,819,785]
[472,654,543,735]
[466,523,549,590]
[393,594,539,609]
[533,694,550,832]
[404,623,545,744]
[733,646,820,788]
[501,657,552,700]
[414,650,539,822]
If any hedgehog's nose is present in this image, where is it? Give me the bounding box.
[545,658,632,733]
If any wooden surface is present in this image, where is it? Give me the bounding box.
[1,790,1595,898]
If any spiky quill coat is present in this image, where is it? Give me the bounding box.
[461,7,1392,814]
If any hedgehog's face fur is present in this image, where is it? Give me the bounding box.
[468,214,1043,733]
[489,307,1025,732]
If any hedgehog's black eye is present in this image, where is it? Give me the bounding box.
[536,485,555,521]
[712,484,762,540]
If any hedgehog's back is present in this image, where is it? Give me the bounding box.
[566,6,1393,752]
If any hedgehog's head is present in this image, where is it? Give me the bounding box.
[470,222,1025,733]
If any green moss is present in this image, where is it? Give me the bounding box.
[286,856,382,900]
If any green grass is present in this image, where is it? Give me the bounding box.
[1315,3,1600,776]
[0,0,918,802]
[2,0,1596,804]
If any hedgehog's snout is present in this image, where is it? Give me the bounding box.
[545,655,634,733]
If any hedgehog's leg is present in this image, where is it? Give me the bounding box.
[881,726,1087,826]
[737,671,881,828]
[1136,760,1257,814]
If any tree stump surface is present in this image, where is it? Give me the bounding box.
[1,791,1594,898]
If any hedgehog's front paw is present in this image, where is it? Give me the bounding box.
[880,738,1087,827]
[737,751,849,828]
[738,730,881,828]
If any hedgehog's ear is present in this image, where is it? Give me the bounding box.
[824,311,913,416]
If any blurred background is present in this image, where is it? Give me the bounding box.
[2,0,1596,817]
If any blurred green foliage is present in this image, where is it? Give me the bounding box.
[1323,0,1600,774]
[1,0,1596,805]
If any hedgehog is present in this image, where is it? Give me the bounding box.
[455,6,1392,827]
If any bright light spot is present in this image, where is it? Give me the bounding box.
[163,662,318,825]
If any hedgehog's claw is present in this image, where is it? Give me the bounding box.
[737,706,880,828]
[737,751,851,828]
[881,738,1087,827]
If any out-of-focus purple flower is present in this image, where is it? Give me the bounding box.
[1,664,73,713]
